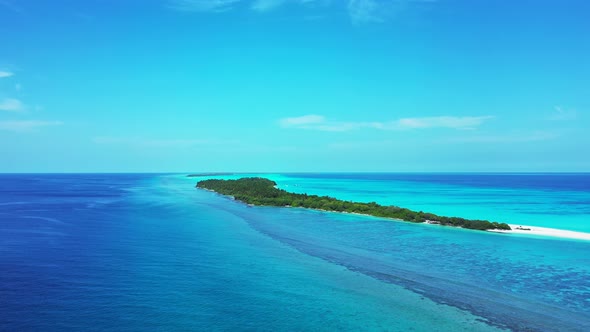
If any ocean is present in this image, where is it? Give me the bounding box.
[1,173,589,331]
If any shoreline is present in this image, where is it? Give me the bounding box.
[488,224,590,241]
[197,185,590,241]
[315,210,590,241]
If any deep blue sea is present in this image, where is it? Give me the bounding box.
[1,173,589,331]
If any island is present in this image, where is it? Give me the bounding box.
[196,177,511,231]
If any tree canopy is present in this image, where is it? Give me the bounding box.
[197,177,511,231]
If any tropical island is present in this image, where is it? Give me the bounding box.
[196,177,511,231]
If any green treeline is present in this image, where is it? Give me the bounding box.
[196,177,511,231]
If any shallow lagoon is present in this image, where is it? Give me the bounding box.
[1,173,589,331]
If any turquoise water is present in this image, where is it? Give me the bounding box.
[1,173,589,331]
[262,173,590,233]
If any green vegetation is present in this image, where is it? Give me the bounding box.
[196,177,511,231]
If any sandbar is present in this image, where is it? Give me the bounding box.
[488,224,590,241]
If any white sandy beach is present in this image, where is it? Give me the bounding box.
[489,224,590,241]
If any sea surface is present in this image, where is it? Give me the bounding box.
[1,173,589,331]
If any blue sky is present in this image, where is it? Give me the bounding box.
[0,0,589,172]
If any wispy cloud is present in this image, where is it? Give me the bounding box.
[0,71,13,78]
[280,114,373,131]
[251,0,286,12]
[0,120,62,132]
[0,98,25,112]
[93,136,239,148]
[328,139,396,149]
[443,131,559,144]
[166,0,432,23]
[327,130,558,149]
[168,0,242,12]
[280,114,493,131]
[251,0,322,12]
[548,106,577,121]
[347,0,436,24]
[279,114,325,126]
[396,116,493,130]
[0,0,23,13]
[348,0,381,24]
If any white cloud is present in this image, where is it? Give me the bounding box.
[0,98,25,112]
[549,106,577,121]
[279,114,325,127]
[0,120,62,132]
[168,0,242,12]
[279,114,492,131]
[395,116,493,130]
[0,71,13,78]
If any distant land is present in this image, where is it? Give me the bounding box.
[196,177,511,231]
[187,172,236,177]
